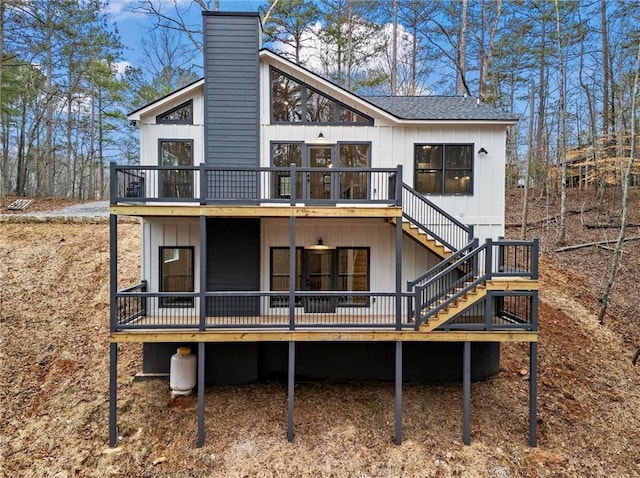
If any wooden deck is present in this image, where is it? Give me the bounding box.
[110,204,403,218]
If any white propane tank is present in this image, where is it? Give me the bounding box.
[170,347,196,396]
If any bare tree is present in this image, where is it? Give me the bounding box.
[598,43,640,326]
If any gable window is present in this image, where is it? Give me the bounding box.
[159,139,193,198]
[271,68,372,125]
[156,100,193,124]
[160,246,194,307]
[414,144,473,195]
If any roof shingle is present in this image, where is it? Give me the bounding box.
[362,95,519,122]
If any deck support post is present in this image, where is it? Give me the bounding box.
[197,342,205,447]
[395,214,403,331]
[529,342,538,447]
[462,341,471,445]
[287,341,295,442]
[199,216,207,331]
[394,341,403,445]
[109,342,118,447]
[289,214,296,330]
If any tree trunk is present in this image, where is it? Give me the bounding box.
[555,0,568,245]
[597,43,640,325]
[456,0,469,96]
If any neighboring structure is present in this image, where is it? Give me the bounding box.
[109,12,539,448]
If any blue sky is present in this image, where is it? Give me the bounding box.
[105,1,266,73]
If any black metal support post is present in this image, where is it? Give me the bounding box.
[109,342,118,447]
[109,215,117,333]
[289,215,296,330]
[395,201,403,330]
[287,341,295,442]
[199,216,207,331]
[197,342,205,447]
[395,341,403,445]
[529,342,538,447]
[462,341,471,445]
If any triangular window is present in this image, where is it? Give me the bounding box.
[156,100,193,124]
[271,68,372,125]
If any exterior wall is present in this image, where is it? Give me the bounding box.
[142,218,201,294]
[141,217,437,296]
[137,91,205,166]
[203,12,260,166]
[259,58,506,240]
[261,218,437,292]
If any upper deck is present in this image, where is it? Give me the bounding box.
[110,162,404,218]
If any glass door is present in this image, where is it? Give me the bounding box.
[303,249,337,313]
[307,146,334,200]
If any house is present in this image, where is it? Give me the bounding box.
[109,12,539,448]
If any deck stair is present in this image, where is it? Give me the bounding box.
[417,282,488,332]
[390,217,452,258]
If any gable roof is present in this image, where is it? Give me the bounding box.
[261,49,517,125]
[127,78,204,122]
[363,96,520,122]
[127,49,519,126]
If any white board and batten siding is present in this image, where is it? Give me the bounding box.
[137,90,205,167]
[261,218,438,293]
[260,122,506,241]
[142,218,201,292]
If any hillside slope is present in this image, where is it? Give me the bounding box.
[1,192,640,476]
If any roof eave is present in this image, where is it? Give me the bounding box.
[127,78,205,122]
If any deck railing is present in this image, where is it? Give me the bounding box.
[412,238,539,329]
[112,290,415,330]
[110,163,402,206]
[401,184,474,252]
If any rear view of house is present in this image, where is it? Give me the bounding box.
[109,12,539,448]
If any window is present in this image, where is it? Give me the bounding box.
[337,248,369,306]
[269,247,369,307]
[338,143,370,199]
[270,247,302,307]
[271,68,373,125]
[414,144,473,195]
[160,247,194,307]
[156,100,193,124]
[159,140,193,198]
[272,142,302,199]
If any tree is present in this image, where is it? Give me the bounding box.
[262,0,320,65]
[598,43,640,326]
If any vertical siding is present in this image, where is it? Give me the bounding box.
[260,218,437,292]
[203,13,260,167]
[142,218,201,293]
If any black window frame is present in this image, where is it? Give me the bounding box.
[269,246,370,308]
[270,67,373,126]
[158,138,194,198]
[269,247,303,307]
[336,247,370,307]
[156,100,193,125]
[159,246,195,308]
[414,143,474,195]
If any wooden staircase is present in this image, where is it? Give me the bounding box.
[417,282,488,332]
[390,217,452,259]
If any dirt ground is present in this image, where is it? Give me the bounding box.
[2,189,640,477]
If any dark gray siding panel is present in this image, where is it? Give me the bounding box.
[203,13,260,168]
[206,218,260,316]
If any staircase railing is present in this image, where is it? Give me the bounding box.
[412,238,539,329]
[401,184,474,253]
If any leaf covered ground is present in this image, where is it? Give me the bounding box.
[1,190,640,477]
